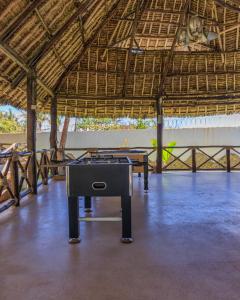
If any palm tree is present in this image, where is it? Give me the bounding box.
[0,111,24,133]
[37,112,49,132]
[59,117,70,148]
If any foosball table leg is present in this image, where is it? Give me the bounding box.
[68,196,81,244]
[138,172,141,178]
[84,196,92,213]
[144,155,149,192]
[121,196,133,243]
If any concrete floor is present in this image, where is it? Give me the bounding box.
[1,173,240,300]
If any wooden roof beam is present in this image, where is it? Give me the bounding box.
[58,101,240,108]
[145,8,184,14]
[168,90,240,96]
[34,8,66,69]
[122,0,148,97]
[112,18,181,25]
[75,0,86,43]
[78,16,85,44]
[54,0,122,94]
[100,0,134,60]
[11,0,93,89]
[188,12,220,25]
[163,101,240,108]
[212,1,226,65]
[109,34,132,48]
[215,0,240,13]
[90,44,239,54]
[57,94,154,101]
[1,0,45,42]
[167,70,240,77]
[67,69,240,76]
[0,41,53,97]
[219,22,240,35]
[156,0,191,100]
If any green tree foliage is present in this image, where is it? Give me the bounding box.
[37,112,49,132]
[135,118,156,129]
[151,139,176,163]
[0,111,24,133]
[76,117,156,131]
[76,118,122,131]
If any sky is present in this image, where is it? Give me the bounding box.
[0,105,21,115]
[1,105,240,130]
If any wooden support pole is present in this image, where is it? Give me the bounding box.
[192,147,197,173]
[27,71,37,194]
[50,96,58,150]
[50,96,58,175]
[226,147,231,172]
[43,151,49,185]
[156,99,163,173]
[11,152,20,206]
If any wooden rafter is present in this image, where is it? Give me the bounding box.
[215,0,240,13]
[75,0,86,43]
[47,100,240,108]
[90,45,240,54]
[145,8,184,14]
[0,41,54,97]
[1,0,45,42]
[11,0,94,89]
[100,0,133,60]
[57,94,154,100]
[212,1,226,65]
[78,16,85,44]
[112,17,179,25]
[122,0,147,97]
[109,34,132,48]
[219,23,240,35]
[54,0,122,94]
[61,68,240,76]
[34,8,66,69]
[156,0,191,100]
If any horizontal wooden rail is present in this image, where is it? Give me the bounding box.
[1,145,240,214]
[63,145,240,172]
[0,149,53,213]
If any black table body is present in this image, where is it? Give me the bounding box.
[66,157,133,243]
[90,150,148,191]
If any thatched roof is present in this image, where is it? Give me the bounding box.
[1,0,240,117]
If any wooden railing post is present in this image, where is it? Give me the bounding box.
[50,95,58,175]
[43,151,49,185]
[11,152,20,206]
[192,147,196,173]
[156,102,163,173]
[226,147,231,172]
[27,71,37,194]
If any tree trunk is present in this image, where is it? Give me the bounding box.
[59,117,70,148]
[58,117,70,175]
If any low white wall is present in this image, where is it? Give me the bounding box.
[65,127,240,148]
[0,127,239,149]
[0,132,51,149]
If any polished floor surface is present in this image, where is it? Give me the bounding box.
[1,173,240,300]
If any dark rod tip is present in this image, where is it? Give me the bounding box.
[69,238,81,244]
[121,237,133,244]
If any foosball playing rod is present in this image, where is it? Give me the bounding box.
[79,217,122,222]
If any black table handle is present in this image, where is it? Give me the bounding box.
[92,182,107,190]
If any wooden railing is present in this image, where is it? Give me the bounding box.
[0,142,26,152]
[161,146,240,172]
[63,146,240,172]
[1,145,240,213]
[0,149,53,213]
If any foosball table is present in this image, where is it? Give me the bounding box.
[90,149,149,191]
[66,156,133,244]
